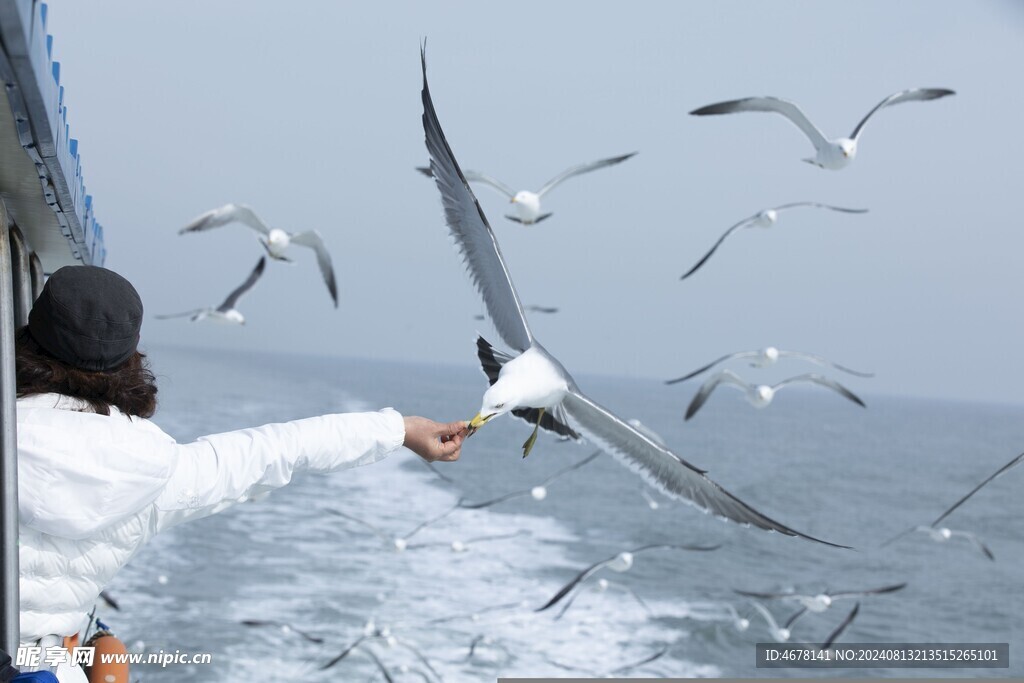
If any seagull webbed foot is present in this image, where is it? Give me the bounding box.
[522,409,545,458]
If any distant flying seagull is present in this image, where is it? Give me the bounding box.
[458,450,600,510]
[690,88,955,169]
[721,603,750,632]
[554,577,652,620]
[156,257,266,324]
[898,526,995,560]
[749,601,790,642]
[179,203,338,307]
[326,502,461,552]
[407,530,528,553]
[417,150,636,225]
[421,47,847,548]
[321,625,439,680]
[667,346,873,385]
[684,370,865,421]
[535,544,721,612]
[240,619,324,644]
[882,450,1024,560]
[734,582,906,629]
[679,203,868,280]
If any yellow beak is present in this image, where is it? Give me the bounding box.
[510,197,517,203]
[467,412,493,436]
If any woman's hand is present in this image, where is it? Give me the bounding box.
[403,417,469,462]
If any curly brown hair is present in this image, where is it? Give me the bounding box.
[15,327,158,418]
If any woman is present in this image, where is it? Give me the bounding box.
[14,265,467,681]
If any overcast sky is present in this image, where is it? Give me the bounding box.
[40,1,1024,406]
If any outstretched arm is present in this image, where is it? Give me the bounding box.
[154,411,466,530]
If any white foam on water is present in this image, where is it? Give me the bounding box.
[209,454,721,681]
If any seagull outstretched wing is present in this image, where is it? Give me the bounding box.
[290,230,339,307]
[931,451,1024,527]
[179,203,273,236]
[536,152,637,197]
[690,96,830,154]
[849,88,955,141]
[217,257,266,312]
[563,391,849,547]
[421,47,533,353]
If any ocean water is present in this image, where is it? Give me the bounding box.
[97,344,1022,680]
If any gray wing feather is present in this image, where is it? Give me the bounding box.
[772,202,870,215]
[784,606,809,630]
[821,603,860,650]
[562,390,849,547]
[777,350,874,378]
[154,309,206,320]
[690,97,829,152]
[931,451,1024,527]
[686,370,750,420]
[218,257,266,311]
[829,582,907,598]
[421,49,533,352]
[290,230,339,307]
[536,152,637,197]
[538,543,719,612]
[324,508,389,540]
[849,88,955,140]
[423,165,519,198]
[179,203,273,236]
[666,351,757,384]
[773,374,866,408]
[950,531,996,561]
[680,216,759,281]
[463,170,517,198]
[536,558,613,612]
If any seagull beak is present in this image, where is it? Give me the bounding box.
[467,412,494,436]
[509,197,517,204]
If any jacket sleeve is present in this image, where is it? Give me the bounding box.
[152,408,405,531]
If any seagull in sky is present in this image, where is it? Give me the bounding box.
[421,46,848,548]
[882,451,1024,560]
[179,203,338,307]
[690,88,955,169]
[667,346,873,385]
[684,370,865,420]
[417,150,636,225]
[679,203,868,280]
[155,257,265,324]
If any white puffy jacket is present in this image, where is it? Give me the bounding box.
[16,393,406,647]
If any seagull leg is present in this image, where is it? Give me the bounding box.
[522,409,545,458]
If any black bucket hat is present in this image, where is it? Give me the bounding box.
[28,265,143,371]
